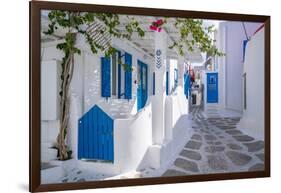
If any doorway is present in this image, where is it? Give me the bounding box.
[137,60,148,111]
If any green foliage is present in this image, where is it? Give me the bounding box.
[123,17,145,39]
[44,11,223,68]
[44,11,146,69]
[170,18,224,56]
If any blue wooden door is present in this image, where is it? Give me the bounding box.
[78,105,114,162]
[184,73,190,98]
[137,61,148,111]
[207,73,218,103]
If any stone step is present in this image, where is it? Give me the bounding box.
[41,142,58,162]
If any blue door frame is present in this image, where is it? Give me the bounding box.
[206,72,218,103]
[137,60,148,111]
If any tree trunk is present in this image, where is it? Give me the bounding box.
[56,39,76,160]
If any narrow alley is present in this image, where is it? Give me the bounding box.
[162,106,264,176]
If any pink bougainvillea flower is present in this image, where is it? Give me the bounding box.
[149,25,157,31]
[150,19,164,32]
[155,19,163,26]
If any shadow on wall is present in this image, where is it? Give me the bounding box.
[113,98,153,173]
[84,53,137,119]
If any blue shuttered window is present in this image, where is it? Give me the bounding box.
[101,51,132,100]
[101,57,111,98]
[124,52,132,99]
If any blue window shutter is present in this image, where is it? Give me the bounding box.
[124,52,132,99]
[101,57,111,98]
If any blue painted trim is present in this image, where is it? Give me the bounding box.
[78,118,83,159]
[184,73,190,98]
[243,40,249,62]
[101,57,111,98]
[137,60,148,111]
[124,52,132,99]
[153,72,155,95]
[166,71,169,95]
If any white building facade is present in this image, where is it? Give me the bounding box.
[41,26,195,179]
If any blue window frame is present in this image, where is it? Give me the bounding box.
[101,50,132,100]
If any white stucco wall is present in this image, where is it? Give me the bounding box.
[41,60,60,121]
[149,86,190,169]
[40,32,190,174]
[165,87,188,139]
[167,59,178,93]
[217,22,263,112]
[114,99,153,173]
[82,37,153,119]
[75,98,153,175]
[40,40,85,161]
[238,28,265,140]
[41,34,154,161]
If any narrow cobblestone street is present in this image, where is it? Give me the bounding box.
[48,106,265,183]
[162,106,264,177]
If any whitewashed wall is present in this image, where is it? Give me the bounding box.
[238,28,265,139]
[82,36,153,119]
[41,34,154,162]
[114,99,153,173]
[169,59,178,92]
[41,39,85,161]
[149,86,190,169]
[217,22,262,112]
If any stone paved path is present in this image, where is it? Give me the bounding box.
[49,106,264,183]
[162,106,264,177]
